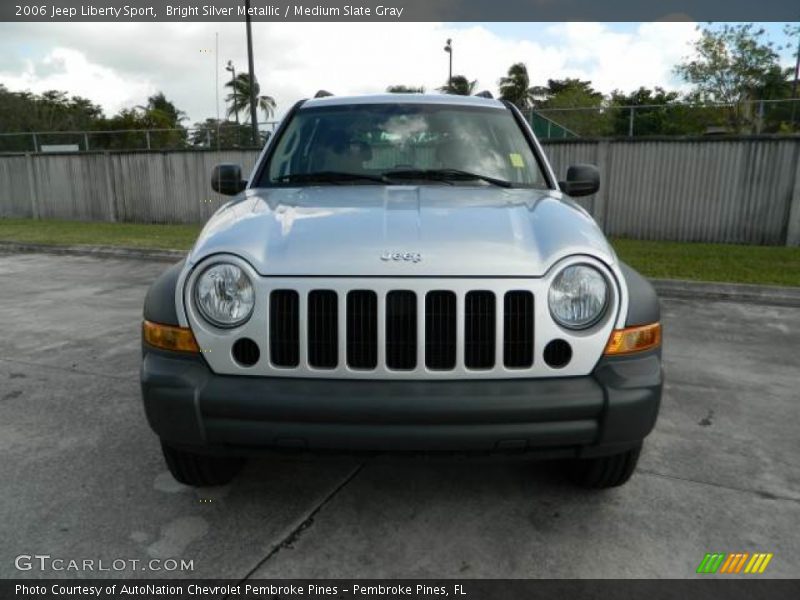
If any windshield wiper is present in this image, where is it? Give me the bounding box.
[382,168,513,188]
[274,171,387,184]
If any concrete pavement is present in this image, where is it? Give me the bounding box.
[1,253,798,580]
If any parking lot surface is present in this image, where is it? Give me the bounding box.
[1,253,798,579]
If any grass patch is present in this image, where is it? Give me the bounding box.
[0,218,201,251]
[612,238,800,287]
[1,218,798,286]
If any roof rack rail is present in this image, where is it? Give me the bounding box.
[474,90,494,99]
[314,90,334,98]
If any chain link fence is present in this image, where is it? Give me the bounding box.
[529,99,800,139]
[0,122,279,154]
[2,100,800,152]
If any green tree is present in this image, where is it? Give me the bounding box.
[675,23,784,131]
[33,90,104,131]
[438,75,477,96]
[498,63,534,110]
[531,79,612,136]
[608,86,711,136]
[225,73,276,123]
[0,86,103,132]
[141,92,187,127]
[0,85,198,151]
[530,78,604,106]
[92,108,152,149]
[92,91,188,149]
[386,85,425,93]
[0,85,105,151]
[189,118,266,148]
[752,65,796,132]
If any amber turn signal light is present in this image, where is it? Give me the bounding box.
[142,320,199,353]
[604,322,661,356]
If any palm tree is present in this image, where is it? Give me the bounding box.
[132,91,189,149]
[499,63,535,110]
[225,73,277,123]
[438,75,477,96]
[144,92,189,127]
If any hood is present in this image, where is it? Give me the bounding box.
[188,186,615,277]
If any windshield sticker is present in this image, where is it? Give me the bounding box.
[509,153,525,168]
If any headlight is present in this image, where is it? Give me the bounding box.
[548,264,608,329]
[194,262,255,327]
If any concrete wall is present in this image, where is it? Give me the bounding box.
[2,138,800,246]
[545,137,800,246]
[0,150,260,224]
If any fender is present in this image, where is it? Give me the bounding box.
[619,262,660,327]
[142,260,185,326]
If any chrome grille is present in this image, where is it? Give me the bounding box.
[185,261,621,380]
[279,288,535,372]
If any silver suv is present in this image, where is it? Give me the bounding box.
[141,93,663,488]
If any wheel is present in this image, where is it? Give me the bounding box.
[161,442,244,486]
[569,444,642,489]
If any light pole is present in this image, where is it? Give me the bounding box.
[791,30,800,129]
[444,38,452,91]
[245,0,259,146]
[225,60,240,125]
[215,32,220,152]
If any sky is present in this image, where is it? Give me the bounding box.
[0,21,797,127]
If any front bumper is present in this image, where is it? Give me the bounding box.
[140,348,662,457]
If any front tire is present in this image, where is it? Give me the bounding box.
[161,442,244,486]
[569,444,642,488]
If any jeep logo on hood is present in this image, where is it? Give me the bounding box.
[381,251,422,263]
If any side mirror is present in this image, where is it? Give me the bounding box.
[559,164,599,197]
[211,164,247,196]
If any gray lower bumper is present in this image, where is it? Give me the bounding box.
[140,348,662,457]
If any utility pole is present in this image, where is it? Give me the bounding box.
[444,39,452,91]
[215,32,220,152]
[245,0,259,146]
[792,31,800,129]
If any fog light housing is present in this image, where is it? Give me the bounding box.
[143,320,200,353]
[604,323,661,356]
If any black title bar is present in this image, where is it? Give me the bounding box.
[4,579,800,600]
[3,0,800,22]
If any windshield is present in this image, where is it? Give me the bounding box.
[259,103,549,188]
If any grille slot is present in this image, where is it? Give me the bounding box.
[464,291,496,370]
[504,291,534,368]
[308,290,338,369]
[346,290,378,369]
[269,290,300,367]
[385,291,417,370]
[425,291,457,370]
